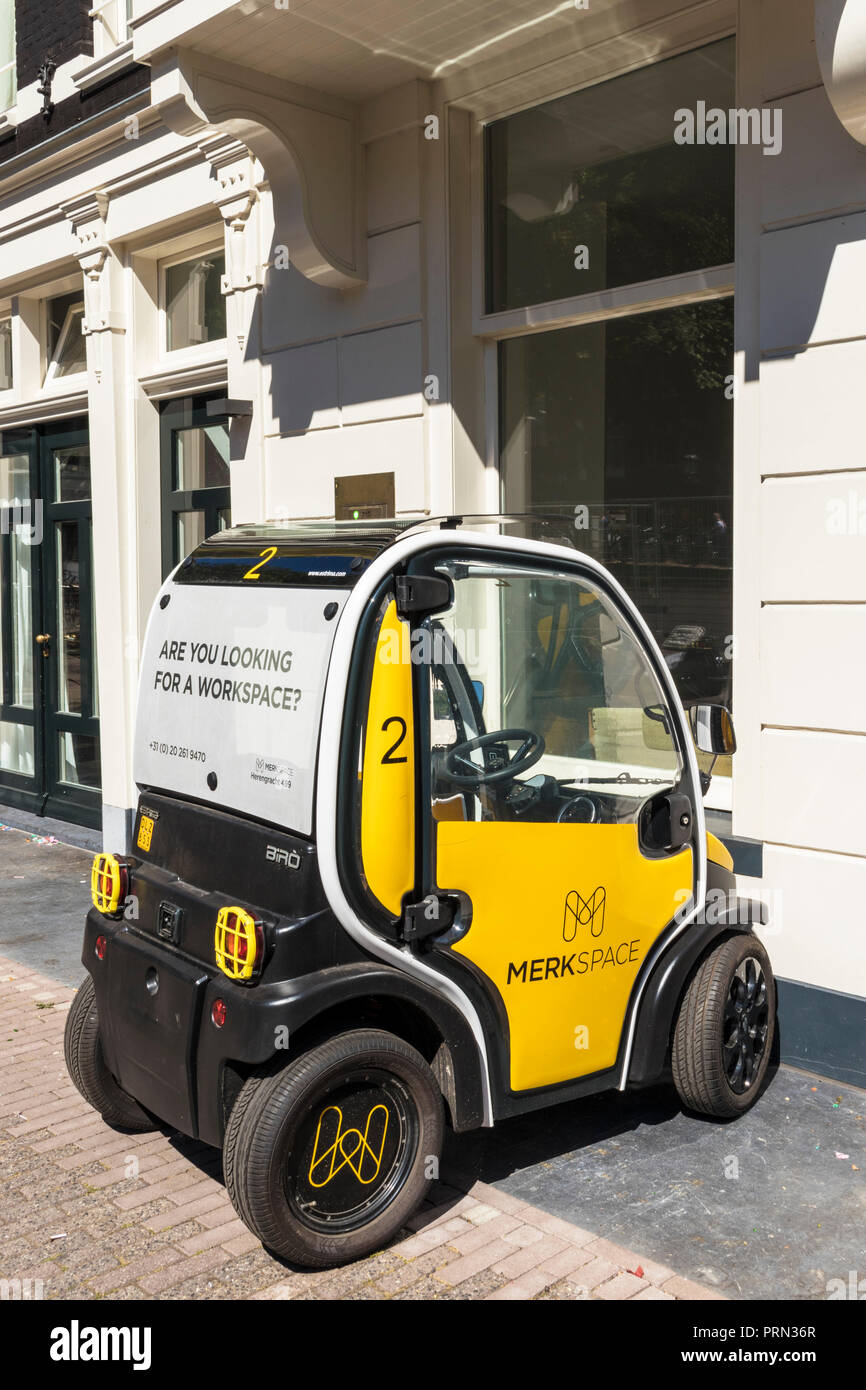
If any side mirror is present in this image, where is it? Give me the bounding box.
[686,704,737,757]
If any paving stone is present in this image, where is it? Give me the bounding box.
[391,1216,472,1259]
[145,1192,230,1232]
[87,1248,183,1293]
[138,1249,230,1294]
[493,1236,568,1279]
[574,1257,620,1290]
[435,1238,515,1286]
[661,1275,728,1301]
[594,1272,648,1300]
[448,1213,523,1254]
[485,1267,563,1300]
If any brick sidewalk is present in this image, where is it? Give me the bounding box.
[0,956,724,1301]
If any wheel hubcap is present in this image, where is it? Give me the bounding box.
[286,1070,417,1234]
[722,956,769,1094]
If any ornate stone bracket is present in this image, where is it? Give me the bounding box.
[198,133,265,295]
[151,50,367,289]
[816,0,866,146]
[60,192,126,383]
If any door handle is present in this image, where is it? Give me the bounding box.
[36,633,51,658]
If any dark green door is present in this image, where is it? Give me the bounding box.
[40,424,100,823]
[0,419,100,827]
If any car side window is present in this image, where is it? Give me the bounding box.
[427,558,682,826]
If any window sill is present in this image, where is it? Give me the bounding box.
[73,41,136,94]
[42,372,89,394]
[158,340,229,369]
[139,355,228,401]
[0,109,18,132]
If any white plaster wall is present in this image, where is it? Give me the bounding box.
[752,845,866,998]
[736,0,866,996]
[262,82,440,520]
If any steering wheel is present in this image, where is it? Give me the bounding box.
[557,793,599,825]
[444,729,544,787]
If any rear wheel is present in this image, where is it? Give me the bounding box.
[224,1029,444,1268]
[63,976,157,1132]
[672,934,775,1118]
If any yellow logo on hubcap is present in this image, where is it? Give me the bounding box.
[308,1103,390,1187]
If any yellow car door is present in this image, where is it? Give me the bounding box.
[422,553,699,1093]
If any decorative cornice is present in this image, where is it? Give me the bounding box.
[61,191,126,340]
[138,356,228,400]
[61,190,111,283]
[0,388,89,429]
[72,41,137,95]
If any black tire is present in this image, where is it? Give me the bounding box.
[63,976,157,1132]
[672,933,775,1118]
[224,1029,444,1268]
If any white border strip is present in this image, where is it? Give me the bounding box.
[315,529,707,1121]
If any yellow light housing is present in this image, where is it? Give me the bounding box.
[91,853,126,917]
[214,905,260,982]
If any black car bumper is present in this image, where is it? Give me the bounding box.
[82,910,488,1145]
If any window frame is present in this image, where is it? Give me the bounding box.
[422,553,685,826]
[0,0,16,116]
[44,300,87,388]
[0,313,13,395]
[158,242,227,362]
[159,393,231,579]
[89,0,132,58]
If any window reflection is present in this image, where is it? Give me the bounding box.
[486,37,735,313]
[500,299,734,720]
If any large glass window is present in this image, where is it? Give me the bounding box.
[165,252,226,351]
[0,0,15,114]
[486,37,734,313]
[500,299,733,715]
[488,38,736,802]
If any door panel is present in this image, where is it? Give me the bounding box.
[0,421,99,825]
[420,551,700,1095]
[42,429,100,818]
[439,821,691,1089]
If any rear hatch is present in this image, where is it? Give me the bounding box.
[133,544,358,838]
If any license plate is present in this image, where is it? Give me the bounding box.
[137,815,154,851]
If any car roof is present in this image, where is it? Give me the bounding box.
[198,513,579,553]
[173,515,581,588]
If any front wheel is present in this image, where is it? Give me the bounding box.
[672,934,775,1118]
[224,1030,444,1268]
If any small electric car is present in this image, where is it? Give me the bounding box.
[65,517,774,1268]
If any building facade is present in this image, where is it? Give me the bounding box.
[0,0,864,1083]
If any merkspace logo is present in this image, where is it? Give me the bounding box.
[49,1320,152,1371]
